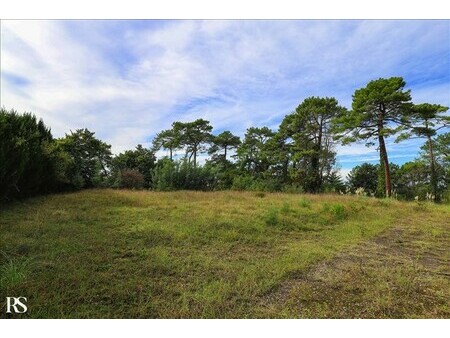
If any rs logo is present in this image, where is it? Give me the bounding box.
[6,297,28,313]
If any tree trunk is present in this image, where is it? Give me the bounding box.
[428,135,439,202]
[378,133,391,197]
[169,148,173,161]
[224,146,227,161]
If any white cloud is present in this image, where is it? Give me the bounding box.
[1,19,448,164]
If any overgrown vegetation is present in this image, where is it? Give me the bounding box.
[0,190,448,318]
[1,76,449,204]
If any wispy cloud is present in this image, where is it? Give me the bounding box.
[1,20,449,159]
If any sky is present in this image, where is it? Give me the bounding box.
[1,20,449,179]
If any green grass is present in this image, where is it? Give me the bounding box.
[0,189,448,318]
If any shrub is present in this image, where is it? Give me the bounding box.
[151,159,215,191]
[299,198,311,208]
[282,184,304,194]
[231,175,255,191]
[330,203,346,219]
[119,169,145,189]
[281,202,291,214]
[265,208,279,226]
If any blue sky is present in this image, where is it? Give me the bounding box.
[1,20,449,178]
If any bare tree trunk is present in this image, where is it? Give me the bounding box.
[378,133,391,197]
[428,135,439,202]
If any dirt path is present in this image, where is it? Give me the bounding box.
[258,213,450,318]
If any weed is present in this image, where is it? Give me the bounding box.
[265,208,279,226]
[0,255,32,290]
[299,198,311,208]
[281,202,291,214]
[330,203,346,219]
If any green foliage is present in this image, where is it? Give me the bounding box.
[1,190,449,318]
[280,97,346,193]
[0,255,32,290]
[0,108,57,202]
[173,119,213,167]
[323,171,346,193]
[332,77,413,197]
[347,163,379,195]
[236,126,275,177]
[330,203,346,219]
[282,184,304,194]
[151,159,215,191]
[209,131,241,161]
[396,104,449,201]
[264,207,279,226]
[119,169,145,190]
[2,77,448,203]
[299,198,311,208]
[231,175,255,191]
[56,128,112,189]
[152,129,180,160]
[281,202,291,214]
[111,145,156,188]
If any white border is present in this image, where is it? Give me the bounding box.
[1,0,450,19]
[1,318,448,337]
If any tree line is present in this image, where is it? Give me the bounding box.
[1,77,449,204]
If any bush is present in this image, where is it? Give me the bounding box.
[330,203,346,219]
[231,175,255,191]
[0,108,56,202]
[281,202,291,214]
[265,208,279,226]
[299,198,311,208]
[119,169,145,189]
[151,159,215,191]
[282,184,304,194]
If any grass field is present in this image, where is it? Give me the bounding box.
[1,189,449,318]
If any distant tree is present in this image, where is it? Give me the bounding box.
[206,131,240,190]
[396,160,431,200]
[397,103,449,201]
[264,130,293,184]
[236,127,274,176]
[417,132,450,200]
[323,170,346,193]
[347,163,379,195]
[57,128,112,188]
[152,128,180,161]
[111,145,156,188]
[208,131,241,162]
[332,77,412,197]
[173,119,213,167]
[429,132,450,167]
[281,97,346,192]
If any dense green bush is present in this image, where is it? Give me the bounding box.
[151,159,215,191]
[1,108,56,202]
[110,145,156,188]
